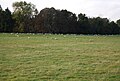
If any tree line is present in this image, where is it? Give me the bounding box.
[0,1,120,34]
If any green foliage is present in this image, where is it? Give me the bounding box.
[34,8,120,34]
[0,3,120,34]
[35,8,78,33]
[88,17,120,34]
[0,33,120,81]
[12,1,38,32]
[117,19,120,27]
[77,13,90,34]
[12,1,37,18]
[0,7,14,32]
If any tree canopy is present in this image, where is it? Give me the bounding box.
[0,1,120,34]
[12,1,38,32]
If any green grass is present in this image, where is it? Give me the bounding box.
[0,33,120,81]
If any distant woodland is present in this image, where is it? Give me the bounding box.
[0,1,120,34]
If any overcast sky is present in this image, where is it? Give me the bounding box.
[0,0,120,21]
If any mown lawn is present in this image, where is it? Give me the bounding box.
[0,33,120,81]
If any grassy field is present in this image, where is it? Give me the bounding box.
[0,33,120,81]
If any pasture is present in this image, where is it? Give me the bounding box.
[0,33,120,81]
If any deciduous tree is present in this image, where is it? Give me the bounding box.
[12,1,38,32]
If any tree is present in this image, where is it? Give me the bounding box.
[4,8,14,32]
[89,17,111,34]
[0,6,14,32]
[77,13,90,34]
[58,10,77,34]
[117,19,120,27]
[34,7,77,34]
[0,5,4,32]
[109,21,120,34]
[12,1,38,32]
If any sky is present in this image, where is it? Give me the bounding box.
[0,0,120,21]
